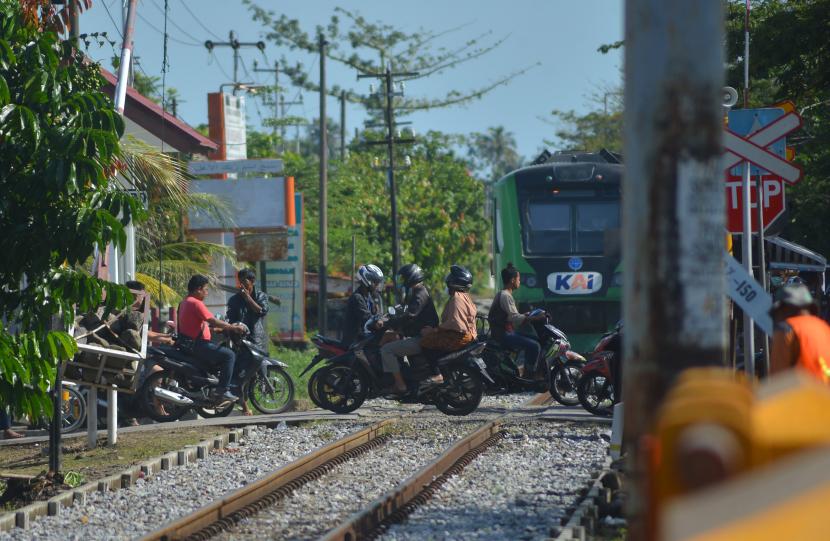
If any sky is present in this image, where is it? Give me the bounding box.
[79,0,624,161]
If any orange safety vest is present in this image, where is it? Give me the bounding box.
[786,315,830,384]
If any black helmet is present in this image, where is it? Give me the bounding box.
[445,265,473,292]
[397,263,425,288]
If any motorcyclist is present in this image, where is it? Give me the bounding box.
[378,263,440,395]
[341,264,385,346]
[419,265,478,386]
[488,263,546,378]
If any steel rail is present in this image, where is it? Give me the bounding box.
[322,392,551,541]
[140,418,397,541]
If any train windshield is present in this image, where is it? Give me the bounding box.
[523,199,620,255]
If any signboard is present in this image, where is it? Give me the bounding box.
[725,254,773,335]
[235,233,288,262]
[223,93,246,161]
[547,271,603,295]
[725,173,785,233]
[188,177,286,230]
[188,159,283,176]
[264,198,305,342]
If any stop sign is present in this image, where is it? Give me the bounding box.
[725,173,785,233]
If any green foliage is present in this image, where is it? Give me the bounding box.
[543,86,623,154]
[467,126,523,183]
[0,1,140,420]
[725,0,830,257]
[287,132,489,294]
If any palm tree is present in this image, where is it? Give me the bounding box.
[469,126,522,182]
[119,137,236,306]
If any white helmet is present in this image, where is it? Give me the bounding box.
[357,264,384,288]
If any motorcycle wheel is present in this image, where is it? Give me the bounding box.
[196,403,234,418]
[249,366,295,414]
[549,360,583,407]
[307,369,325,408]
[315,366,367,414]
[435,367,483,416]
[577,372,614,417]
[61,386,86,433]
[139,369,191,422]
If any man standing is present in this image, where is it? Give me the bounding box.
[227,268,270,415]
[770,283,830,383]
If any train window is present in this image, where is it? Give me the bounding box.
[576,202,620,253]
[525,202,571,254]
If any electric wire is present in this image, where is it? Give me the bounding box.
[102,0,124,40]
[136,11,201,47]
[208,50,234,82]
[149,0,206,46]
[178,0,223,41]
[159,0,171,308]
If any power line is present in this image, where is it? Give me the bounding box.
[102,0,123,40]
[178,0,223,41]
[136,11,201,47]
[149,0,205,46]
[208,50,233,81]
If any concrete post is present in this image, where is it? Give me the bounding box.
[623,1,727,538]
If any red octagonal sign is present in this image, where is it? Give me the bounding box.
[725,173,785,234]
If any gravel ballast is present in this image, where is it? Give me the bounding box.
[0,422,364,541]
[380,421,609,541]
[217,416,480,541]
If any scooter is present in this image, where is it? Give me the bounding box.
[480,309,585,406]
[576,323,622,417]
[137,324,295,422]
[305,309,494,416]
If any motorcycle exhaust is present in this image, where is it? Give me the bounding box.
[153,387,194,406]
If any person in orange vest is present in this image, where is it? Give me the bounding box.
[769,283,830,383]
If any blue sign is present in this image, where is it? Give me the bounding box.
[727,108,786,177]
[568,257,583,271]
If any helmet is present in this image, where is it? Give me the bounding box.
[771,283,817,313]
[397,263,425,288]
[445,265,473,292]
[357,264,384,288]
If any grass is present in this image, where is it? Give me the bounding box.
[269,344,316,407]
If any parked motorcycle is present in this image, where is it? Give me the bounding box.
[480,309,585,406]
[137,325,295,422]
[305,333,350,408]
[304,309,493,416]
[577,324,622,417]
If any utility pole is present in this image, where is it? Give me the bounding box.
[204,31,265,86]
[340,90,346,161]
[623,1,726,539]
[69,0,80,42]
[254,60,280,156]
[318,34,329,336]
[279,94,304,154]
[358,64,418,291]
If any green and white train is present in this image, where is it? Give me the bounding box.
[491,150,623,352]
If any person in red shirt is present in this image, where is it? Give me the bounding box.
[180,275,246,403]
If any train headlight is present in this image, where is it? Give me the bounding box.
[524,274,538,288]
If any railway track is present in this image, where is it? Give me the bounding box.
[140,393,571,541]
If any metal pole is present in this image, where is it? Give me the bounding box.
[280,95,286,153]
[318,34,328,336]
[757,177,770,376]
[86,387,97,449]
[351,234,357,292]
[623,2,726,539]
[385,64,401,288]
[741,1,755,378]
[340,91,346,161]
[113,0,138,115]
[107,388,117,445]
[49,364,63,473]
[274,63,279,155]
[231,31,239,86]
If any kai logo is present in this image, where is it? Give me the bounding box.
[547,272,603,295]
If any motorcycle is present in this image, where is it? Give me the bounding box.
[303,309,494,416]
[480,309,585,406]
[137,324,295,422]
[305,333,350,407]
[576,324,622,417]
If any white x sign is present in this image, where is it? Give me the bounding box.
[723,111,803,184]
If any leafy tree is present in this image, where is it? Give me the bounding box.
[725,0,830,257]
[244,3,537,112]
[542,86,623,154]
[0,1,142,419]
[467,126,523,182]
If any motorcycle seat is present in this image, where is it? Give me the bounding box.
[435,341,486,363]
[149,345,194,363]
